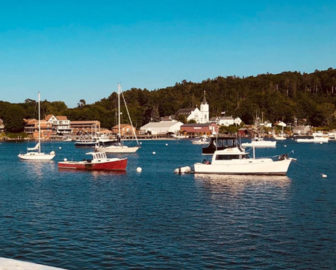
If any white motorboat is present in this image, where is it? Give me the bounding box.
[242,137,276,148]
[296,132,329,143]
[194,146,293,175]
[192,136,209,145]
[95,84,140,154]
[273,135,286,140]
[18,93,55,161]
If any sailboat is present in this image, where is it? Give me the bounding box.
[95,84,140,153]
[18,92,56,161]
[274,122,286,140]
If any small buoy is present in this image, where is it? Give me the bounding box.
[64,158,67,161]
[59,146,62,150]
[320,142,323,144]
[165,143,168,146]
[152,151,156,155]
[321,173,327,178]
[284,145,287,148]
[136,167,142,173]
[140,142,142,145]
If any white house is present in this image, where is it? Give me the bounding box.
[175,91,209,124]
[212,116,242,127]
[45,114,72,135]
[140,120,183,135]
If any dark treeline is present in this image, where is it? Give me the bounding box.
[1,68,336,132]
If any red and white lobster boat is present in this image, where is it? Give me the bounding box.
[58,152,127,171]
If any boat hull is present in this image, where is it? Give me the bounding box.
[18,152,55,161]
[58,158,127,171]
[194,158,292,175]
[296,138,328,143]
[241,141,276,148]
[95,146,139,153]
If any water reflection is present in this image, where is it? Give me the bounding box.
[58,168,126,178]
[194,173,291,195]
[19,160,55,179]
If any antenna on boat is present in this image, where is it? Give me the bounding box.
[117,84,121,141]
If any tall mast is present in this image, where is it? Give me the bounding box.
[118,84,121,138]
[38,92,41,153]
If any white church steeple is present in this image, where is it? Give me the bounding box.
[200,90,209,123]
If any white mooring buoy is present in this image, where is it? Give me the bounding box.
[152,151,156,155]
[64,158,67,161]
[321,173,327,178]
[59,146,62,150]
[165,143,168,146]
[136,167,142,173]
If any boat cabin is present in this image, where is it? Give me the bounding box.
[202,136,238,155]
[211,147,249,163]
[86,152,108,161]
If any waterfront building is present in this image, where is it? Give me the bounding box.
[175,91,209,124]
[23,118,53,140]
[45,114,72,135]
[70,120,100,135]
[293,125,311,135]
[180,123,218,136]
[140,120,183,135]
[211,116,242,127]
[111,124,136,136]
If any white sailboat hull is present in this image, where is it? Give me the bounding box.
[242,141,276,148]
[194,158,293,175]
[296,137,328,143]
[95,145,140,153]
[18,152,55,161]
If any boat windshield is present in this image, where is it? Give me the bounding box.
[215,154,247,160]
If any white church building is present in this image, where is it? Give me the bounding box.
[176,91,209,124]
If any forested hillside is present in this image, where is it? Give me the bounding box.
[1,68,336,132]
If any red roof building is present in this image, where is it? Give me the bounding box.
[180,123,218,136]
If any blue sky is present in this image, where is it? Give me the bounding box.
[0,0,335,107]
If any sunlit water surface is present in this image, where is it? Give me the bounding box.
[0,140,335,269]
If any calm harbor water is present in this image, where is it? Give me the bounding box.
[0,139,335,269]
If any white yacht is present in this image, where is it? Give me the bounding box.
[192,135,209,145]
[194,146,293,175]
[18,92,55,161]
[241,137,276,148]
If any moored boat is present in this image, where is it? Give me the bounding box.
[58,152,127,171]
[295,132,329,143]
[95,84,140,154]
[241,137,276,148]
[194,144,293,175]
[192,135,209,145]
[18,92,56,161]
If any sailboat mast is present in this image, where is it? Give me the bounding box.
[118,84,121,138]
[38,92,41,153]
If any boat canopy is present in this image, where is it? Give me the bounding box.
[86,152,107,160]
[202,136,238,155]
